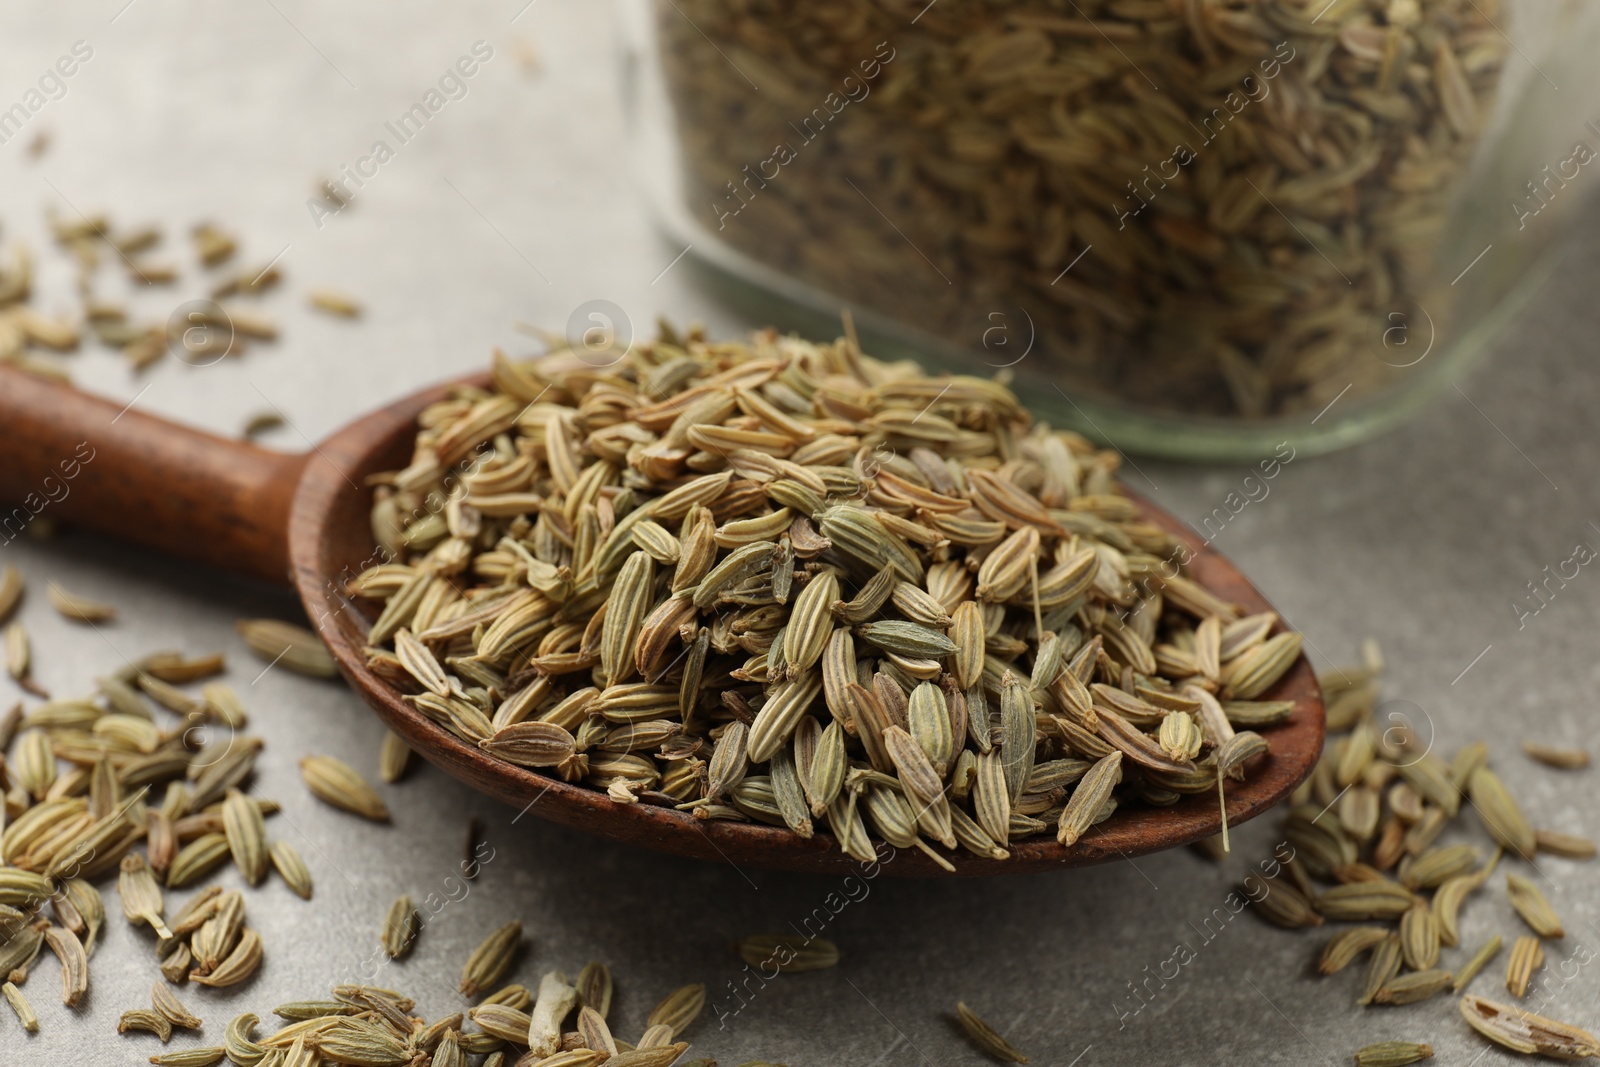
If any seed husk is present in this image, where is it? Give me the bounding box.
[460,921,522,997]
[1459,993,1600,1057]
[1506,873,1564,938]
[299,755,389,822]
[955,1001,1029,1064]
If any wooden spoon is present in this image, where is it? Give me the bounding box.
[0,364,1324,876]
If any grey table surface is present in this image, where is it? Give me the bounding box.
[3,2,1599,1065]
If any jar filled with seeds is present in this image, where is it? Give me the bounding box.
[623,0,1600,457]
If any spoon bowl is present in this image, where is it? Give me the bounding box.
[0,364,1324,876]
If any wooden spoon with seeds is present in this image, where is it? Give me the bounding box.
[0,364,1324,876]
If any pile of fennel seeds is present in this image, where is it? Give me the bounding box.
[1232,642,1600,1061]
[352,326,1302,869]
[0,566,319,1036]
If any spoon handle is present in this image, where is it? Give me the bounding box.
[0,365,307,584]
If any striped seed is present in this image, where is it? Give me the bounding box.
[151,981,203,1029]
[1056,752,1121,847]
[382,895,420,959]
[1506,873,1564,938]
[119,1008,174,1042]
[645,983,705,1038]
[1399,903,1440,970]
[1317,927,1390,975]
[299,756,389,822]
[222,788,268,885]
[1506,935,1544,998]
[1469,767,1534,857]
[270,841,313,899]
[1358,934,1403,1006]
[460,921,522,997]
[1353,1042,1432,1066]
[1372,968,1453,1006]
[955,1002,1029,1064]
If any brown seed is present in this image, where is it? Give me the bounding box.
[955,1001,1029,1064]
[1460,993,1600,1057]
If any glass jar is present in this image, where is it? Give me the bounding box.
[621,0,1600,459]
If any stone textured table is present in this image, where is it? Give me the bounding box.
[2,3,1598,1064]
